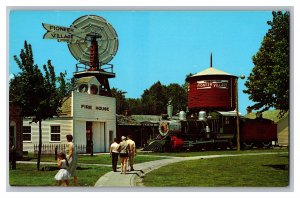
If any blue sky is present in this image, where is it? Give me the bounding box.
[9,10,273,115]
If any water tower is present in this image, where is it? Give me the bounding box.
[186,54,238,114]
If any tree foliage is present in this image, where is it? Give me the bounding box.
[113,81,187,115]
[141,81,168,115]
[126,98,142,115]
[9,41,73,170]
[165,83,187,113]
[243,11,289,117]
[111,88,128,114]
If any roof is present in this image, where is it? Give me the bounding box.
[244,110,289,123]
[131,115,161,123]
[217,111,241,117]
[117,115,161,126]
[116,115,140,125]
[189,67,237,78]
[77,76,95,84]
[59,96,72,116]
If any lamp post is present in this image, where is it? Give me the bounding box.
[236,75,245,151]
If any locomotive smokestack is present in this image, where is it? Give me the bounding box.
[167,99,173,118]
[210,52,212,68]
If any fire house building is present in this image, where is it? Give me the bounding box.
[22,76,116,153]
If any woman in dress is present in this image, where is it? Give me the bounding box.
[54,152,70,186]
[66,134,78,186]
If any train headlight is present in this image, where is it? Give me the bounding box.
[159,122,169,136]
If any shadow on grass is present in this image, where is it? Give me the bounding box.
[278,155,289,158]
[263,164,289,170]
[40,166,91,171]
[121,169,143,176]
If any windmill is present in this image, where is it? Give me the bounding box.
[42,15,119,96]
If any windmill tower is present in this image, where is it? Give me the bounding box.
[43,15,119,96]
[42,15,119,153]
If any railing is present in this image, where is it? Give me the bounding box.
[75,63,114,73]
[33,144,86,156]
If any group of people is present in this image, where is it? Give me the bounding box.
[54,134,136,186]
[110,135,137,175]
[54,134,78,186]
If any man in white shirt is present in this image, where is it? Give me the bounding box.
[110,138,119,172]
[126,135,136,171]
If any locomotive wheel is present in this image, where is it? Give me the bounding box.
[262,141,272,148]
[255,142,263,149]
[205,143,218,151]
[217,142,228,150]
[221,143,228,150]
[228,140,234,150]
[242,142,253,150]
[194,144,204,151]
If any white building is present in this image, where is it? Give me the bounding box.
[22,76,116,153]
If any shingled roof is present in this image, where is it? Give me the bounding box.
[58,96,72,117]
[117,115,161,126]
[190,67,237,78]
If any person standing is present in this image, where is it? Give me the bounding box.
[66,134,78,186]
[110,138,119,172]
[126,135,136,171]
[54,152,71,186]
[118,136,129,174]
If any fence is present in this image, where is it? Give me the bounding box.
[33,144,87,156]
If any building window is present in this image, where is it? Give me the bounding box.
[225,117,230,125]
[90,84,99,94]
[50,125,60,142]
[78,84,88,93]
[23,126,31,142]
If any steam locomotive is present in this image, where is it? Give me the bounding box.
[143,109,277,152]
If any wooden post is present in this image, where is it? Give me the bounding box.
[11,147,16,170]
[91,141,93,157]
[236,78,240,151]
[55,146,58,160]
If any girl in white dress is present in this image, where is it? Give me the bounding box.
[54,152,70,186]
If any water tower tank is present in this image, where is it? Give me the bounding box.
[186,65,237,113]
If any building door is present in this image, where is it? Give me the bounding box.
[86,122,93,153]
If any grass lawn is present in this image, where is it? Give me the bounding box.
[139,147,288,157]
[9,153,166,186]
[9,163,111,186]
[25,153,166,165]
[78,154,166,165]
[143,152,289,187]
[10,149,288,187]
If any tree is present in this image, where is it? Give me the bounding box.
[9,41,72,170]
[111,88,128,114]
[111,81,187,116]
[139,81,187,115]
[126,98,142,115]
[243,11,289,117]
[141,81,168,115]
[165,83,187,114]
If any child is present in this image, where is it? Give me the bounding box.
[54,152,71,186]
